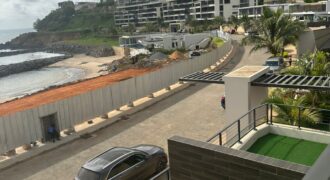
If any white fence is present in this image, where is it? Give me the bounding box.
[0,40,232,154]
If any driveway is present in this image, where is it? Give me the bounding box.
[0,37,271,180]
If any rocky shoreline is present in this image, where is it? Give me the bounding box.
[0,54,72,78]
[48,43,114,57]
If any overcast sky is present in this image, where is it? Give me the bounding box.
[0,0,99,30]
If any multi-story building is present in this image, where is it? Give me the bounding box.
[115,0,258,26]
[238,1,330,22]
[114,0,164,26]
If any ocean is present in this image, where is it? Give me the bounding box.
[0,67,85,103]
[0,28,86,103]
[0,28,35,44]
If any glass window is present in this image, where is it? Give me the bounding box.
[77,168,100,180]
[108,154,145,179]
[265,61,279,66]
[224,0,230,4]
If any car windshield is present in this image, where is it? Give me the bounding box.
[77,168,100,180]
[265,61,279,66]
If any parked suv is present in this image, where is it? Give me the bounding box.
[75,145,167,180]
[264,56,284,73]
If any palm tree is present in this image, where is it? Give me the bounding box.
[265,88,320,126]
[242,7,305,56]
[240,14,251,33]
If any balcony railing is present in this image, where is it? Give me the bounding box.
[207,103,330,147]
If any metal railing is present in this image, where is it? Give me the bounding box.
[207,103,330,147]
[206,104,268,147]
[149,167,170,180]
[148,103,330,179]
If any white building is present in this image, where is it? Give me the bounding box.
[115,0,258,26]
[238,1,330,22]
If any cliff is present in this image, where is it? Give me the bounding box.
[4,31,84,49]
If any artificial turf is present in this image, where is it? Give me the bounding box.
[247,134,328,166]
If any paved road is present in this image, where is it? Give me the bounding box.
[0,37,270,180]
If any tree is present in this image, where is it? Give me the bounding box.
[265,88,320,126]
[282,51,330,76]
[242,7,305,56]
[212,16,225,26]
[240,14,251,32]
[227,15,240,30]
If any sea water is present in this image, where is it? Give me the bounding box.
[0,67,85,103]
[0,52,65,65]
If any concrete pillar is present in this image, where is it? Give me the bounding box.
[223,66,269,126]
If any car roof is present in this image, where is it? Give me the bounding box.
[83,147,135,173]
[266,57,282,61]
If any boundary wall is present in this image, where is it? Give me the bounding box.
[0,40,232,154]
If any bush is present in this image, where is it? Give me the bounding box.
[283,51,289,58]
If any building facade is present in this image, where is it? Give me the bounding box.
[238,1,330,22]
[115,0,257,26]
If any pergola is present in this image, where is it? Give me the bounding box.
[180,71,330,90]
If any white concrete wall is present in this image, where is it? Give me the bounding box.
[184,33,210,49]
[297,30,316,57]
[303,146,330,180]
[0,40,233,154]
[223,66,269,126]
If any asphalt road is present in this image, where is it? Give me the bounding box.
[0,36,271,180]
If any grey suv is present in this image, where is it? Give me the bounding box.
[75,145,167,180]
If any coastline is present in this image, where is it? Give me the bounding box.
[50,47,124,79]
[0,47,125,103]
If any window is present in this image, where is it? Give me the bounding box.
[77,168,100,180]
[108,154,145,179]
[224,0,230,4]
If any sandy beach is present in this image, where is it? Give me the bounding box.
[50,47,125,79]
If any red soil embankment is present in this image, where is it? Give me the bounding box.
[0,68,156,116]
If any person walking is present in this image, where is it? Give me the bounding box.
[221,95,226,109]
[48,124,60,143]
[288,56,292,66]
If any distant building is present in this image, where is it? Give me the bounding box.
[114,0,259,27]
[119,33,213,50]
[238,1,330,23]
[58,1,75,9]
[74,2,98,11]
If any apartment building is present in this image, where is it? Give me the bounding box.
[115,0,257,26]
[114,0,164,26]
[238,1,330,22]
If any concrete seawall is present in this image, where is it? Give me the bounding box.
[0,55,72,78]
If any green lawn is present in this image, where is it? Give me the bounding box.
[64,37,119,47]
[247,134,327,166]
[212,37,224,47]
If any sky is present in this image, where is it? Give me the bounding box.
[0,0,99,30]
